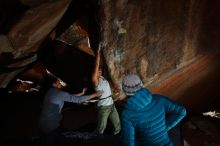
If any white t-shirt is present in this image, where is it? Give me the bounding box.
[95,76,114,106]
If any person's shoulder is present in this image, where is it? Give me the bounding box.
[153,94,182,106]
[153,94,168,99]
[152,94,171,103]
[48,88,68,96]
[152,94,163,99]
[99,76,107,81]
[46,88,56,94]
[99,76,110,85]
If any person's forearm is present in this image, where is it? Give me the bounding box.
[166,108,186,131]
[89,92,99,99]
[73,88,87,96]
[73,92,84,96]
[67,95,91,104]
[92,50,100,85]
[77,96,91,103]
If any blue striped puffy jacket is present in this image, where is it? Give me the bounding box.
[121,88,186,146]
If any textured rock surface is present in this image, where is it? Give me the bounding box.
[20,0,56,7]
[8,0,71,58]
[150,51,220,112]
[0,35,14,53]
[0,0,220,110]
[99,0,207,91]
[1,1,220,144]
[183,115,220,146]
[0,0,71,87]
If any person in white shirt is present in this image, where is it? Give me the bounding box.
[92,44,121,135]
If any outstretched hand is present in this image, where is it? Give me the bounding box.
[89,90,103,99]
[82,88,87,95]
[73,88,88,96]
[96,90,103,97]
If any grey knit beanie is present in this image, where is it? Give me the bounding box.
[122,74,143,96]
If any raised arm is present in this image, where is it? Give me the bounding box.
[91,44,101,86]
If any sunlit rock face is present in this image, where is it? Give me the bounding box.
[1,0,220,111]
[8,0,71,58]
[97,0,220,111]
[0,0,71,88]
[0,0,99,90]
[98,0,207,90]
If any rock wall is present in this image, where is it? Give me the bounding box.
[99,0,207,92]
[0,0,71,87]
[8,0,71,58]
[1,0,220,109]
